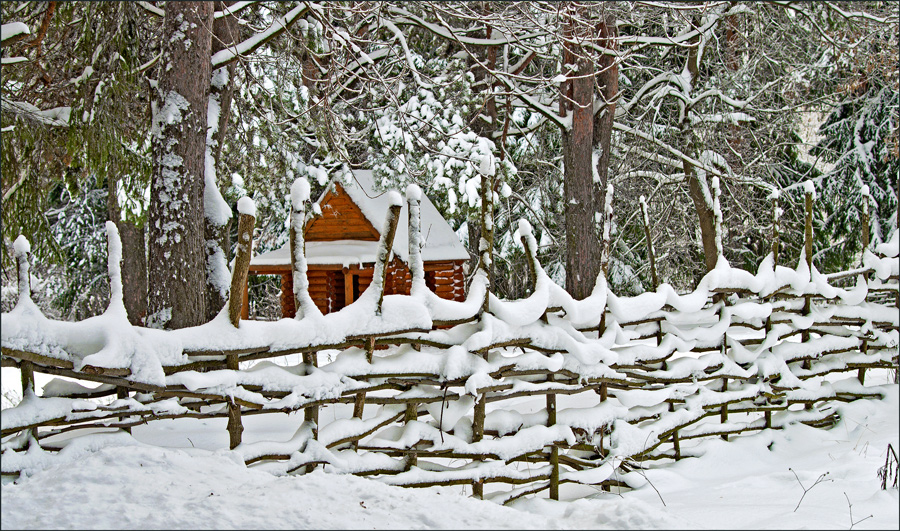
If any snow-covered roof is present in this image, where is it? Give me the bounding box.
[252,170,469,268]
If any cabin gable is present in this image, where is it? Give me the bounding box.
[305,183,380,242]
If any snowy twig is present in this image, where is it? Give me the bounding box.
[789,468,832,512]
[844,492,873,530]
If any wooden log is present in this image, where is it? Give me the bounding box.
[801,189,813,376]
[20,359,38,441]
[117,386,132,434]
[472,392,486,499]
[226,352,243,449]
[546,374,559,500]
[720,377,729,441]
[228,211,256,327]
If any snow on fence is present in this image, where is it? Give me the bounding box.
[2,181,898,504]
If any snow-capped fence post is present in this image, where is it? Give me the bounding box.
[290,178,318,321]
[547,374,560,500]
[228,198,256,327]
[373,194,403,316]
[13,236,38,441]
[289,179,321,428]
[14,235,31,306]
[478,154,495,314]
[407,185,426,296]
[105,222,132,426]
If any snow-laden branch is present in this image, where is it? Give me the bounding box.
[389,6,549,47]
[613,122,726,179]
[215,1,258,20]
[210,3,310,69]
[1,21,31,46]
[1,98,71,127]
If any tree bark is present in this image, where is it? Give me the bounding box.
[563,56,600,299]
[593,14,618,282]
[106,175,147,326]
[147,1,213,329]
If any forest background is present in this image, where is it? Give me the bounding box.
[1,0,897,330]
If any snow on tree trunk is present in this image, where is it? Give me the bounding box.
[147,1,213,330]
[204,3,239,322]
[406,184,426,296]
[107,174,147,326]
[682,17,721,274]
[290,178,319,320]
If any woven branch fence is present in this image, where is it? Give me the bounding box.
[2,183,898,505]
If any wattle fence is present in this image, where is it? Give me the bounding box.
[2,181,897,504]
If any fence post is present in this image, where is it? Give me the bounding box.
[407,185,426,295]
[472,393,486,499]
[404,401,418,470]
[720,376,729,441]
[225,202,255,449]
[546,373,559,500]
[290,177,318,320]
[858,187,871,385]
[802,184,814,371]
[372,195,402,316]
[479,156,495,314]
[771,190,781,266]
[228,204,256,328]
[289,180,321,439]
[14,237,38,442]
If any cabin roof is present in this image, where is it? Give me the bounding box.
[251,170,470,268]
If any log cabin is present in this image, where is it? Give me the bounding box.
[244,170,470,318]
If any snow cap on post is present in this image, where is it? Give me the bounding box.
[516,218,533,238]
[105,221,125,311]
[405,183,422,202]
[387,190,403,207]
[291,177,311,209]
[861,184,870,198]
[803,180,816,200]
[13,235,30,257]
[237,196,257,217]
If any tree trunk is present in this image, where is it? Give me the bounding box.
[204,2,239,322]
[147,1,213,329]
[682,14,720,273]
[685,161,720,273]
[563,57,600,299]
[593,14,618,279]
[107,175,147,326]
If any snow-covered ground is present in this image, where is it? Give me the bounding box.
[2,369,897,530]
